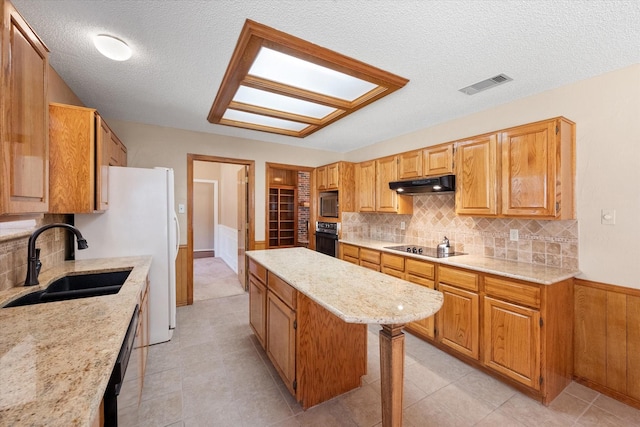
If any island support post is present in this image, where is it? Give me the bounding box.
[380,324,405,427]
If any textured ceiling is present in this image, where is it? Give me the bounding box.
[12,0,640,153]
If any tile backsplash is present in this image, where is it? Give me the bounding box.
[0,214,70,291]
[342,193,578,270]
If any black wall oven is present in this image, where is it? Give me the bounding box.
[315,221,338,257]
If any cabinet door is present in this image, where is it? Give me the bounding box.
[96,117,110,211]
[267,291,297,395]
[356,161,375,212]
[327,163,339,189]
[0,2,49,214]
[399,150,423,179]
[455,134,498,216]
[249,275,267,349]
[424,144,453,176]
[437,283,479,359]
[483,296,541,389]
[501,120,557,217]
[406,276,436,339]
[316,166,327,190]
[375,156,398,212]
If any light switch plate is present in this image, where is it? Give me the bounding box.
[178,203,185,214]
[601,209,615,225]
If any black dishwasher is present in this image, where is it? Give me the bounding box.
[104,305,139,426]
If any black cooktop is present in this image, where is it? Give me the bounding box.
[384,245,465,258]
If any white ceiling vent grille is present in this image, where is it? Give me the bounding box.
[459,74,513,95]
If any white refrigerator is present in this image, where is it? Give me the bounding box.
[75,166,179,344]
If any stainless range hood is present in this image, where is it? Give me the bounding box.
[389,174,455,195]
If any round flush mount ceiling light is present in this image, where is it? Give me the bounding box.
[93,34,132,61]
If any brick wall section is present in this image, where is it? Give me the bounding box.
[297,171,310,246]
[0,214,70,291]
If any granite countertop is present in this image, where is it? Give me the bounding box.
[246,247,443,324]
[0,256,152,427]
[340,238,579,285]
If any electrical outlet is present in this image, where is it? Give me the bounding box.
[601,209,615,225]
[400,221,406,230]
[510,229,519,241]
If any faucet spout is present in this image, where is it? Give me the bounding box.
[24,223,89,286]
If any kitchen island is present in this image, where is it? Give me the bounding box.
[246,247,444,427]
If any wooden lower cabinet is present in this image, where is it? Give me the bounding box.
[483,296,540,389]
[340,243,360,265]
[340,243,573,405]
[249,275,267,348]
[437,283,480,360]
[404,258,436,340]
[248,258,367,409]
[359,248,381,271]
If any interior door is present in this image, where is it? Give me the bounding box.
[237,166,248,289]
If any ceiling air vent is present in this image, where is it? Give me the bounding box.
[459,74,513,95]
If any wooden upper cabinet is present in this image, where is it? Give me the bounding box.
[49,103,124,213]
[424,143,454,176]
[0,0,50,215]
[327,163,339,189]
[375,155,412,214]
[455,134,499,216]
[316,162,339,190]
[398,150,423,179]
[356,160,376,212]
[501,118,575,219]
[316,166,328,190]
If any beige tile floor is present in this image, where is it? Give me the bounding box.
[118,291,640,426]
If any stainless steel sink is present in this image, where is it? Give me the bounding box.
[3,269,132,308]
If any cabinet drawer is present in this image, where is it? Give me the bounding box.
[268,272,297,309]
[343,255,359,265]
[342,244,360,259]
[360,248,381,265]
[360,260,381,272]
[382,266,404,278]
[405,258,435,280]
[381,252,405,271]
[438,266,478,292]
[406,274,434,289]
[484,276,541,309]
[249,259,267,284]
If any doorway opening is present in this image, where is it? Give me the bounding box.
[266,163,314,249]
[186,154,255,305]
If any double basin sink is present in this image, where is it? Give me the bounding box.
[3,270,132,308]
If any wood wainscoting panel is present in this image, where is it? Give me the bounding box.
[176,245,189,306]
[254,241,267,250]
[574,279,640,409]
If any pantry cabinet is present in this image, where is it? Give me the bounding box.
[0,0,50,215]
[48,103,115,213]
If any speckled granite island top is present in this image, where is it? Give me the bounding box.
[246,247,443,324]
[0,256,152,427]
[341,238,579,285]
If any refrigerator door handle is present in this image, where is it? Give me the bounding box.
[173,212,180,261]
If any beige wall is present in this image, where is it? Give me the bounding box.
[106,121,340,245]
[219,164,244,229]
[344,64,640,289]
[193,182,215,251]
